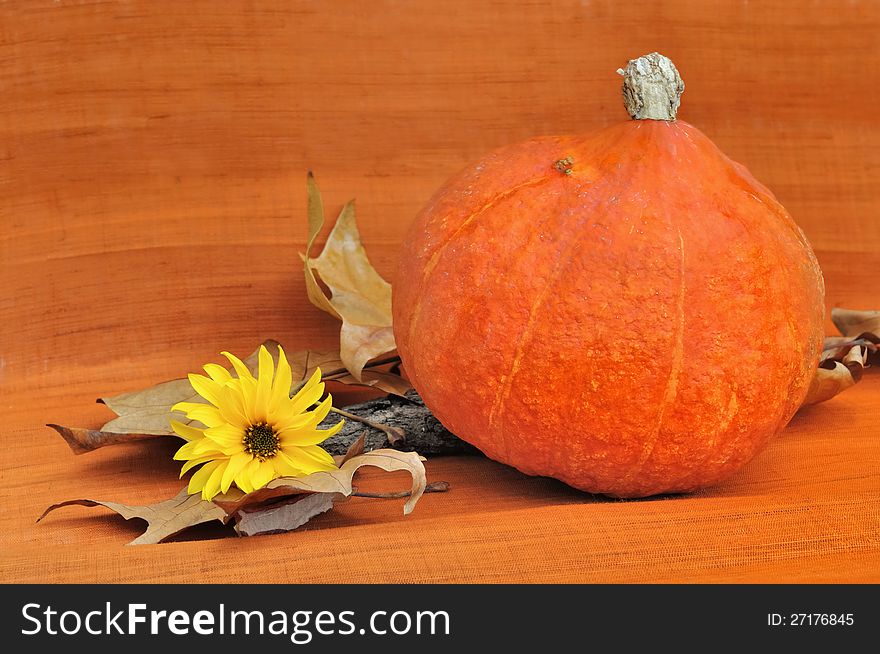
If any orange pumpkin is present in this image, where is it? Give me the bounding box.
[392,53,825,497]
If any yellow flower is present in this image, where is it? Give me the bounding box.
[171,345,342,500]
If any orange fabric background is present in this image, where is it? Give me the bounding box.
[1,0,878,583]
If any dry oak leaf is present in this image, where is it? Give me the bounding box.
[37,488,229,546]
[214,449,427,518]
[287,348,410,397]
[47,344,267,454]
[831,307,880,338]
[39,450,428,543]
[234,493,338,537]
[302,172,396,381]
[49,340,409,455]
[802,344,869,407]
[801,307,878,406]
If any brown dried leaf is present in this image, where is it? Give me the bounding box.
[831,308,880,338]
[304,172,343,318]
[287,348,411,396]
[45,424,168,455]
[50,344,267,454]
[37,488,228,545]
[214,449,427,516]
[99,377,202,435]
[302,174,396,380]
[50,340,409,455]
[802,307,878,406]
[97,344,264,434]
[802,345,868,406]
[335,432,367,466]
[234,493,338,537]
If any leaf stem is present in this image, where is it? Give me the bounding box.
[329,407,406,445]
[353,481,449,499]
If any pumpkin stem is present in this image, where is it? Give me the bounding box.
[617,52,684,121]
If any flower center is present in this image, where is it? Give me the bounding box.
[243,422,280,460]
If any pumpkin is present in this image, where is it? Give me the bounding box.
[392,53,825,497]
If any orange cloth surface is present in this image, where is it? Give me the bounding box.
[1,1,878,583]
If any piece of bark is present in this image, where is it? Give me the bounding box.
[319,390,477,456]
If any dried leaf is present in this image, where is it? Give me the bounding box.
[802,345,868,406]
[214,449,427,516]
[50,340,409,455]
[99,377,202,435]
[304,171,343,319]
[45,424,167,455]
[338,369,412,396]
[50,344,266,454]
[801,307,878,406]
[40,451,433,542]
[287,348,411,396]
[336,432,367,466]
[302,174,396,380]
[234,493,338,537]
[37,488,228,545]
[831,308,880,338]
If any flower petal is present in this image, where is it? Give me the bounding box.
[179,455,216,477]
[287,368,324,416]
[269,345,293,414]
[253,345,275,423]
[283,395,334,431]
[282,444,337,474]
[173,440,200,461]
[202,460,228,500]
[205,423,245,447]
[278,419,344,447]
[271,451,301,478]
[188,460,222,496]
[220,452,252,494]
[250,459,278,490]
[187,373,225,408]
[221,350,256,384]
[203,363,232,385]
[171,402,225,428]
[235,458,261,494]
[192,437,227,457]
[170,420,205,443]
[216,384,249,428]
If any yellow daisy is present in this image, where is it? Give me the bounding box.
[171,345,342,500]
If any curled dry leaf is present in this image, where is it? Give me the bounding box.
[214,449,427,517]
[831,308,880,338]
[286,347,411,397]
[801,307,878,406]
[335,432,367,466]
[802,344,869,406]
[37,488,228,546]
[45,424,165,456]
[302,173,397,380]
[40,450,431,543]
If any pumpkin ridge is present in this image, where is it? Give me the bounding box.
[620,226,687,487]
[485,190,579,436]
[405,171,557,355]
[486,157,643,457]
